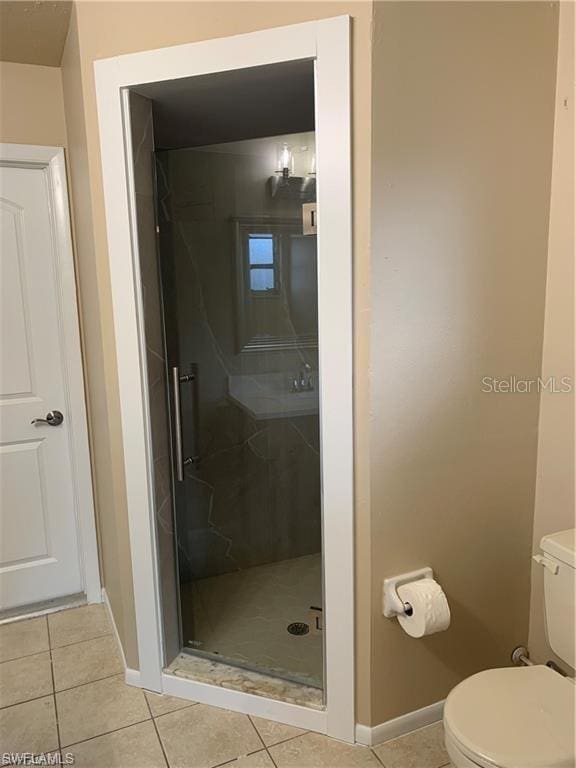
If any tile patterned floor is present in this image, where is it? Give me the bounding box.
[0,605,452,767]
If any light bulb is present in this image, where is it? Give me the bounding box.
[277,143,293,178]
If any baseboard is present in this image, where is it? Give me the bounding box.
[355,699,445,746]
[125,667,143,686]
[101,588,140,687]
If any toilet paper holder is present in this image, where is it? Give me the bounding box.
[383,567,433,618]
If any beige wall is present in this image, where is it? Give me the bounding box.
[9,0,561,728]
[61,6,139,667]
[0,61,67,145]
[369,1,558,723]
[529,1,575,670]
[60,1,373,718]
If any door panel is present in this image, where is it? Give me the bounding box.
[0,441,49,564]
[0,164,83,609]
[0,201,33,396]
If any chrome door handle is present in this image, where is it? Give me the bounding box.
[172,366,199,481]
[31,410,64,426]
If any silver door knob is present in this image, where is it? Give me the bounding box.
[31,410,64,426]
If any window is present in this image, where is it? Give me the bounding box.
[248,233,278,293]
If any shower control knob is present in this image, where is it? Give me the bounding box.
[31,410,64,427]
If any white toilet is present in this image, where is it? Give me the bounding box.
[444,528,576,768]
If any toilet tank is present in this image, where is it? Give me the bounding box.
[539,529,576,669]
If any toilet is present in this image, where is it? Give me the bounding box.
[444,528,576,768]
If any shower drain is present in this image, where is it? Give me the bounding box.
[287,622,310,636]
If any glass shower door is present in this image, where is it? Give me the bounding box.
[156,132,323,689]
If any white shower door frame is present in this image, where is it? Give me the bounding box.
[94,16,354,742]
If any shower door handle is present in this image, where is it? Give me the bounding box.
[172,365,198,482]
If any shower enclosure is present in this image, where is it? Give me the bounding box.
[128,60,325,692]
[96,17,353,738]
[156,132,323,688]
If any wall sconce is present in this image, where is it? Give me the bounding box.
[269,143,315,203]
[308,153,316,177]
[277,143,294,179]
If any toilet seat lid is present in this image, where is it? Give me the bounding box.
[444,665,575,768]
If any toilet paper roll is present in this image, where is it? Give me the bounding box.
[396,578,451,638]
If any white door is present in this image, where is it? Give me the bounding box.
[0,157,86,610]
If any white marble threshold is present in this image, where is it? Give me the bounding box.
[166,653,324,710]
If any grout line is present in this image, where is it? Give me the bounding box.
[0,691,55,713]
[45,617,61,752]
[0,673,126,713]
[0,647,52,665]
[260,731,310,749]
[144,690,170,768]
[266,746,280,768]
[211,746,276,768]
[62,716,153,750]
[0,649,51,666]
[371,746,387,767]
[246,715,280,768]
[247,715,268,751]
[55,672,124,694]
[151,701,200,722]
[0,609,112,666]
[55,671,125,696]
[49,631,113,652]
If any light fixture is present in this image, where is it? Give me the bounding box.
[308,153,316,177]
[277,143,294,179]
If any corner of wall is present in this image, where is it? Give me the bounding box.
[353,0,375,730]
[60,2,139,670]
[528,0,575,670]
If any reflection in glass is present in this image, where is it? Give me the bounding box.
[155,129,322,690]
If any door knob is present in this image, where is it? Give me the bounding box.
[31,410,64,427]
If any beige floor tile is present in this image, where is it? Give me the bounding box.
[373,723,449,768]
[48,604,111,649]
[155,703,262,768]
[52,635,123,691]
[145,690,196,717]
[227,751,275,767]
[250,716,306,747]
[65,720,167,767]
[0,696,58,754]
[0,652,53,709]
[57,674,150,747]
[269,732,381,767]
[0,617,49,663]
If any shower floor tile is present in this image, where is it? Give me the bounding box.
[182,553,323,688]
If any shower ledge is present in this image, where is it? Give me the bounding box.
[228,373,319,420]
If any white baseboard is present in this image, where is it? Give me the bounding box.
[101,588,138,687]
[125,667,143,686]
[355,699,445,746]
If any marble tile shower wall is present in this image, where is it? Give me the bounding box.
[130,92,180,661]
[156,142,321,582]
